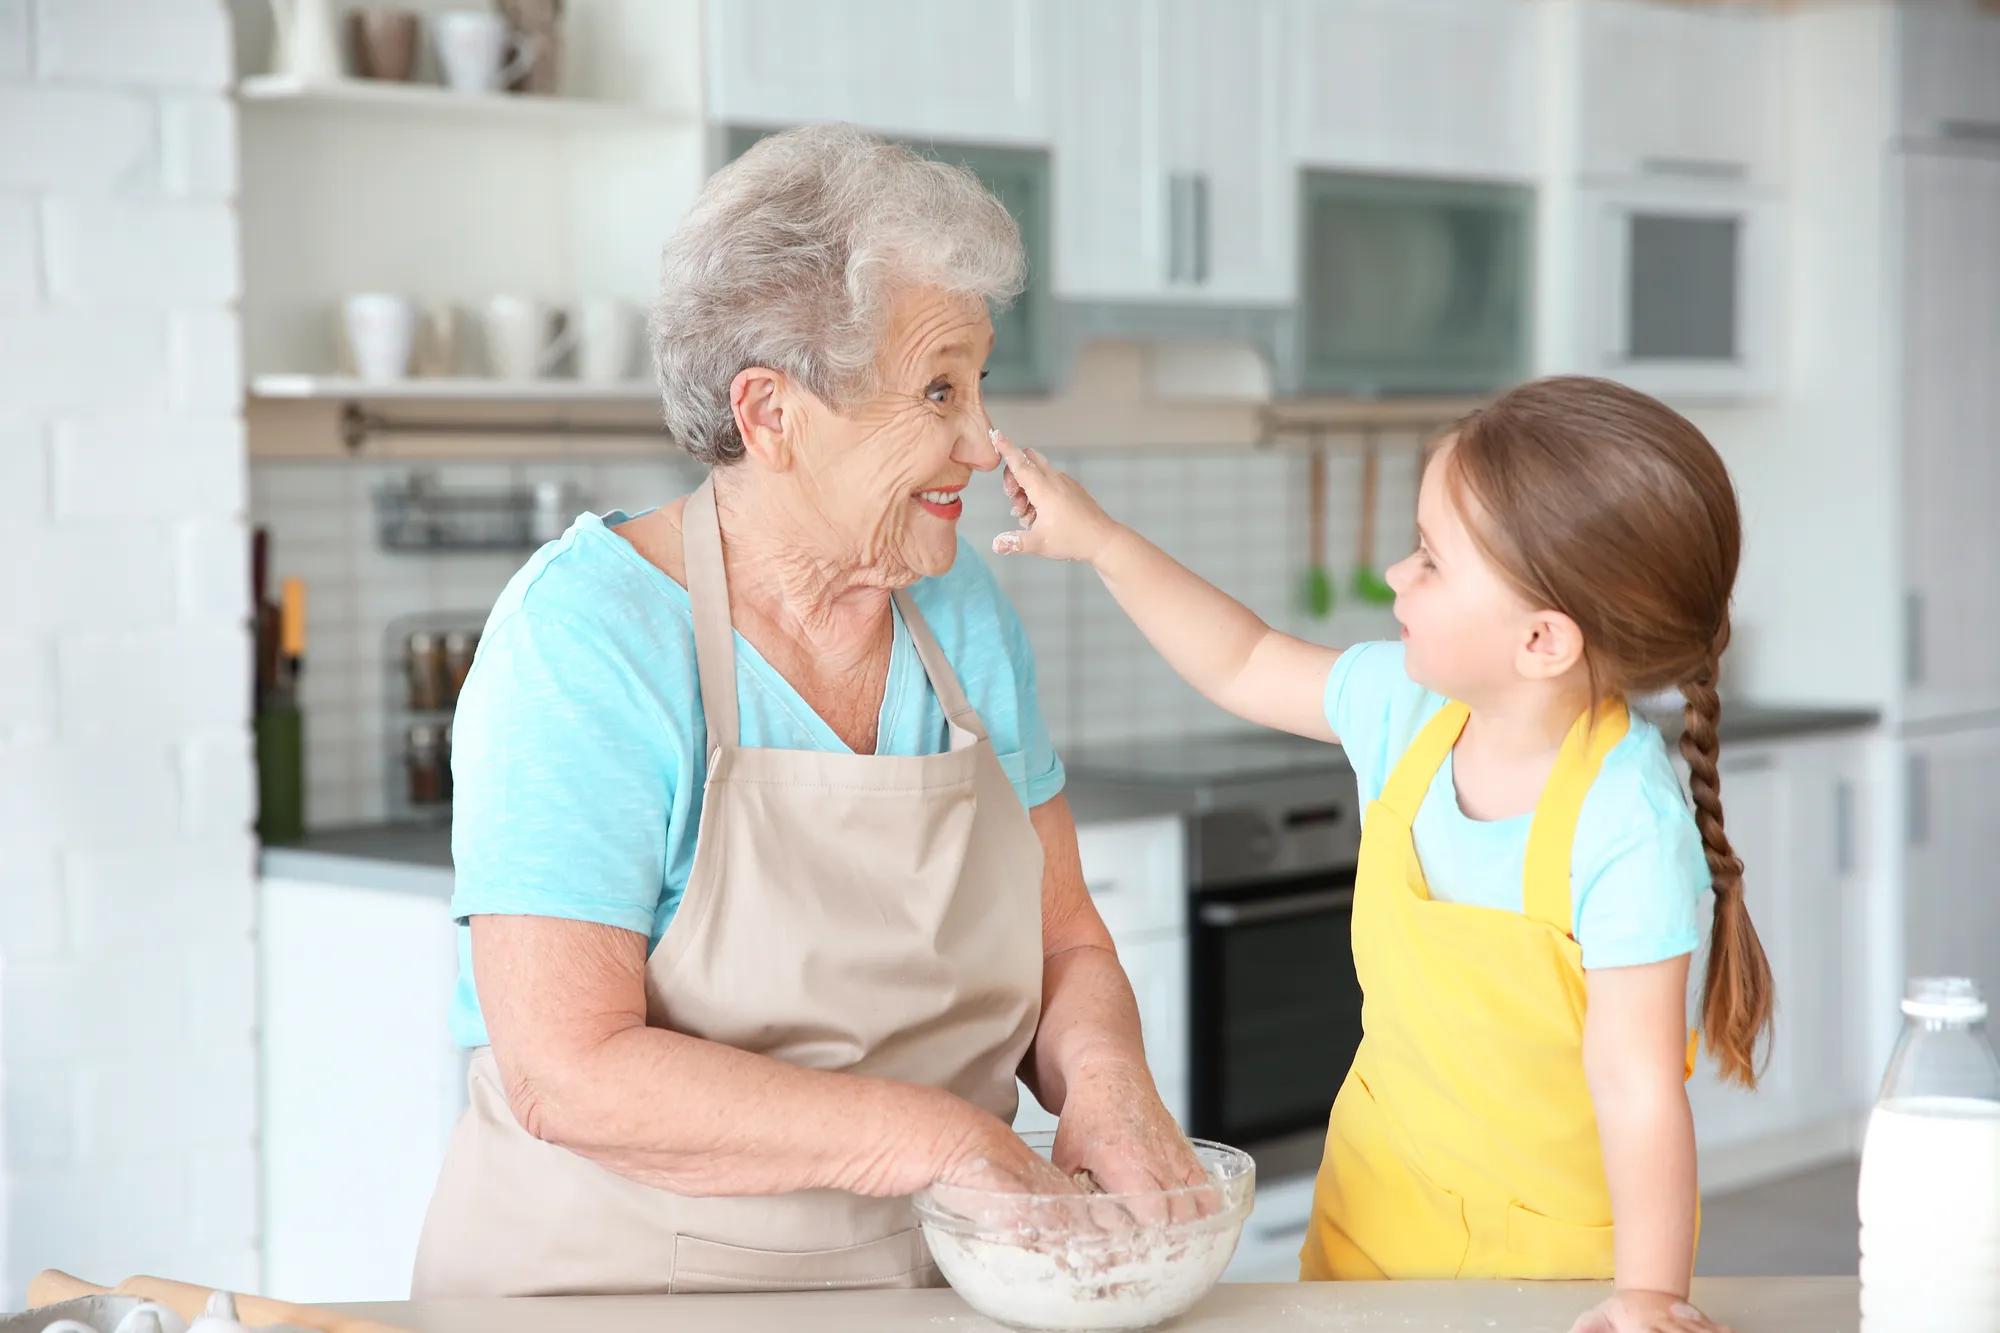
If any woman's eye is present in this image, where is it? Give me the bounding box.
[926,379,953,404]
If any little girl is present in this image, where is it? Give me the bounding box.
[990,376,1772,1333]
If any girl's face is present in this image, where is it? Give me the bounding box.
[1384,440,1541,701]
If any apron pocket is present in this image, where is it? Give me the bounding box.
[1504,1201,1616,1280]
[670,1228,939,1294]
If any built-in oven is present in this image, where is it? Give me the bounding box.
[1184,792,1366,1148]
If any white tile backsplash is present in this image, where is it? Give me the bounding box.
[252,440,1409,825]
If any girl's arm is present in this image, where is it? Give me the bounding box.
[990,433,1342,742]
[1575,955,1731,1333]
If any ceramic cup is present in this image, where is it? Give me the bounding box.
[342,293,419,382]
[482,296,574,379]
[433,10,538,93]
[574,298,642,384]
[347,8,420,81]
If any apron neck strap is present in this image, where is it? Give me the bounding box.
[1521,697,1630,935]
[1379,700,1469,822]
[891,588,988,742]
[683,475,991,752]
[683,475,740,753]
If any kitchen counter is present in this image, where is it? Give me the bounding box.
[333,1278,1859,1331]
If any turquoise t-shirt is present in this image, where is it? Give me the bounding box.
[1324,641,1707,970]
[445,510,1067,1047]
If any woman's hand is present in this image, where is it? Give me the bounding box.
[1570,1291,1735,1333]
[990,431,1125,565]
[1051,1059,1211,1223]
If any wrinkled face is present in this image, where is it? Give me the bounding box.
[788,285,1000,584]
[1383,439,1538,701]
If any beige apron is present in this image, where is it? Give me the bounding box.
[412,477,1047,1297]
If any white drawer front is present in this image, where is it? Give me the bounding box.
[1076,815,1186,940]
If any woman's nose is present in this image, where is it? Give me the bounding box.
[955,416,1002,472]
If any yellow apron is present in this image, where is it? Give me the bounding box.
[1301,697,1696,1282]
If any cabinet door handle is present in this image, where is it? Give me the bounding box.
[1905,590,1925,688]
[1907,753,1930,848]
[1941,119,2000,145]
[1640,156,1750,182]
[1164,174,1183,284]
[1834,779,1855,876]
[1085,878,1117,898]
[1191,172,1211,285]
[1721,754,1774,775]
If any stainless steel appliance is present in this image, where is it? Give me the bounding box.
[1065,730,1366,1149]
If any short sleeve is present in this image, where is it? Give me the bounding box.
[1323,640,1437,805]
[448,610,675,936]
[1573,802,1709,970]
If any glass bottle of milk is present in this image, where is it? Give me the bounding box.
[1858,977,2000,1333]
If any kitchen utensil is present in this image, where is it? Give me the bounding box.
[433,11,539,93]
[22,1271,407,1333]
[497,0,563,94]
[345,9,419,80]
[573,298,640,384]
[1351,432,1396,606]
[341,294,418,383]
[266,0,343,82]
[279,576,307,687]
[913,1132,1254,1332]
[480,296,574,379]
[1300,438,1334,619]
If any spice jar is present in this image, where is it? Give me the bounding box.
[406,721,447,805]
[443,630,478,705]
[406,630,448,711]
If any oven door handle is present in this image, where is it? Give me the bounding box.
[1197,887,1355,927]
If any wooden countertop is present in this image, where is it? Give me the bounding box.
[335,1277,1858,1332]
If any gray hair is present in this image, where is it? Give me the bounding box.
[649,124,1027,466]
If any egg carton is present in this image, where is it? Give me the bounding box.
[0,1297,314,1333]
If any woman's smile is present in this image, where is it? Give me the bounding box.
[914,484,965,519]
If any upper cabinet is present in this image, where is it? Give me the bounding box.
[1570,0,1785,187]
[1047,0,1293,305]
[1899,0,2000,144]
[1286,0,1540,182]
[705,0,1049,146]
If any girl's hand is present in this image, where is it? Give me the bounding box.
[1570,1291,1735,1333]
[989,431,1124,565]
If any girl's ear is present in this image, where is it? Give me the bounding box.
[1518,609,1586,681]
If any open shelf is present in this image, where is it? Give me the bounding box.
[250,374,656,404]
[236,75,689,130]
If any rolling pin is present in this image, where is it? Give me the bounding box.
[25,1270,410,1333]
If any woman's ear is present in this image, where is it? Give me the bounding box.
[729,366,793,471]
[1518,608,1586,682]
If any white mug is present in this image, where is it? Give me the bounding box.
[342,293,418,382]
[575,299,642,384]
[482,296,574,379]
[433,11,537,94]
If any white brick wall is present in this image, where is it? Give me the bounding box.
[0,0,256,1305]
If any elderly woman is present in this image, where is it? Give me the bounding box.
[410,124,1201,1298]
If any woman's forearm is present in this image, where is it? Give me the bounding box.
[1022,940,1149,1114]
[515,1021,991,1199]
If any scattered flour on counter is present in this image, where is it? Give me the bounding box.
[924,1221,1239,1331]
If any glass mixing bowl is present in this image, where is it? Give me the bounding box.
[911,1133,1256,1332]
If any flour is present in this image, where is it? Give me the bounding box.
[922,1215,1241,1332]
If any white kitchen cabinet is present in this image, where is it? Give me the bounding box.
[1014,815,1190,1134]
[1048,0,1291,304]
[1899,0,2000,144]
[1903,721,2000,1036]
[704,0,1048,146]
[1568,178,1781,401]
[1684,735,1874,1181]
[1900,149,2000,724]
[261,874,464,1303]
[1286,0,1539,181]
[1572,0,1785,187]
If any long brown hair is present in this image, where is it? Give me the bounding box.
[1443,375,1772,1087]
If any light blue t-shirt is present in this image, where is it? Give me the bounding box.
[445,510,1067,1047]
[1324,641,1707,970]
